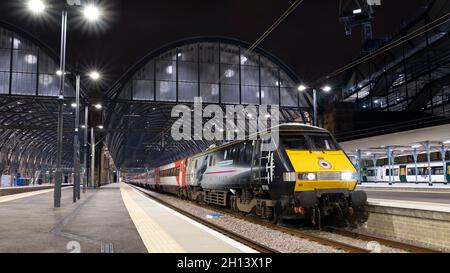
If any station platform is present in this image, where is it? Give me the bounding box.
[357,184,450,213]
[0,184,58,197]
[0,182,254,253]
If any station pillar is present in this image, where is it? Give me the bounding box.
[386,146,394,185]
[422,142,433,187]
[371,155,377,184]
[412,148,419,184]
[440,145,447,185]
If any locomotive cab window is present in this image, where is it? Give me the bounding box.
[281,133,338,151]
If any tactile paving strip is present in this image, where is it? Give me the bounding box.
[120,183,185,253]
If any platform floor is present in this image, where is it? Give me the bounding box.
[0,183,254,253]
[0,183,146,253]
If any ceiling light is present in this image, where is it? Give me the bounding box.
[322,85,332,92]
[89,71,100,80]
[83,5,100,22]
[353,9,362,14]
[27,0,46,14]
[298,85,307,92]
[94,103,102,110]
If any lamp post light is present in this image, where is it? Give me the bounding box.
[26,0,101,207]
[298,84,332,127]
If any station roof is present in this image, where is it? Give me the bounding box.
[0,22,89,168]
[103,37,312,169]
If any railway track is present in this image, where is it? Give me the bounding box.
[129,184,277,253]
[130,184,370,253]
[323,226,441,253]
[130,184,440,253]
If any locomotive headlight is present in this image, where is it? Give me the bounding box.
[299,172,317,181]
[341,172,354,181]
[307,173,316,180]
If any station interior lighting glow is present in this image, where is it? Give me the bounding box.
[89,71,101,80]
[27,0,46,14]
[94,103,103,110]
[83,5,101,22]
[322,85,332,92]
[353,9,362,14]
[298,85,307,91]
[71,103,77,108]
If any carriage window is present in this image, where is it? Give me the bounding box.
[407,168,415,175]
[385,169,399,176]
[432,167,444,175]
[209,155,214,166]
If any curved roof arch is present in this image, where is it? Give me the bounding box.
[103,36,312,169]
[105,36,308,104]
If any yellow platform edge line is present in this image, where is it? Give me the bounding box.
[0,188,55,204]
[120,183,185,253]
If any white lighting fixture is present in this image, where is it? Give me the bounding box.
[240,55,247,64]
[444,140,450,144]
[56,70,63,76]
[298,85,307,92]
[83,5,100,22]
[353,9,362,14]
[28,0,46,14]
[89,71,100,80]
[166,65,173,74]
[98,125,104,129]
[265,114,271,118]
[71,103,77,108]
[322,85,332,92]
[81,125,86,129]
[177,52,182,57]
[94,103,102,110]
[24,54,37,64]
[412,144,421,149]
[224,69,235,78]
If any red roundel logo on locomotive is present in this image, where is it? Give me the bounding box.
[318,159,332,169]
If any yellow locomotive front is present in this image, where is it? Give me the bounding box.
[278,126,368,227]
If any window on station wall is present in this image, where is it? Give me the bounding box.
[38,53,59,96]
[221,84,240,104]
[156,80,176,101]
[11,34,38,96]
[0,28,11,94]
[133,61,155,101]
[179,82,197,102]
[220,44,239,65]
[279,71,298,107]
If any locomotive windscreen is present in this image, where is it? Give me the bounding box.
[281,133,338,151]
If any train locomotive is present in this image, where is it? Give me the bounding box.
[131,123,368,227]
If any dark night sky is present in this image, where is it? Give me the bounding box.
[0,0,430,97]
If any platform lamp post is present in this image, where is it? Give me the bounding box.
[27,0,102,207]
[70,71,101,201]
[298,85,332,126]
